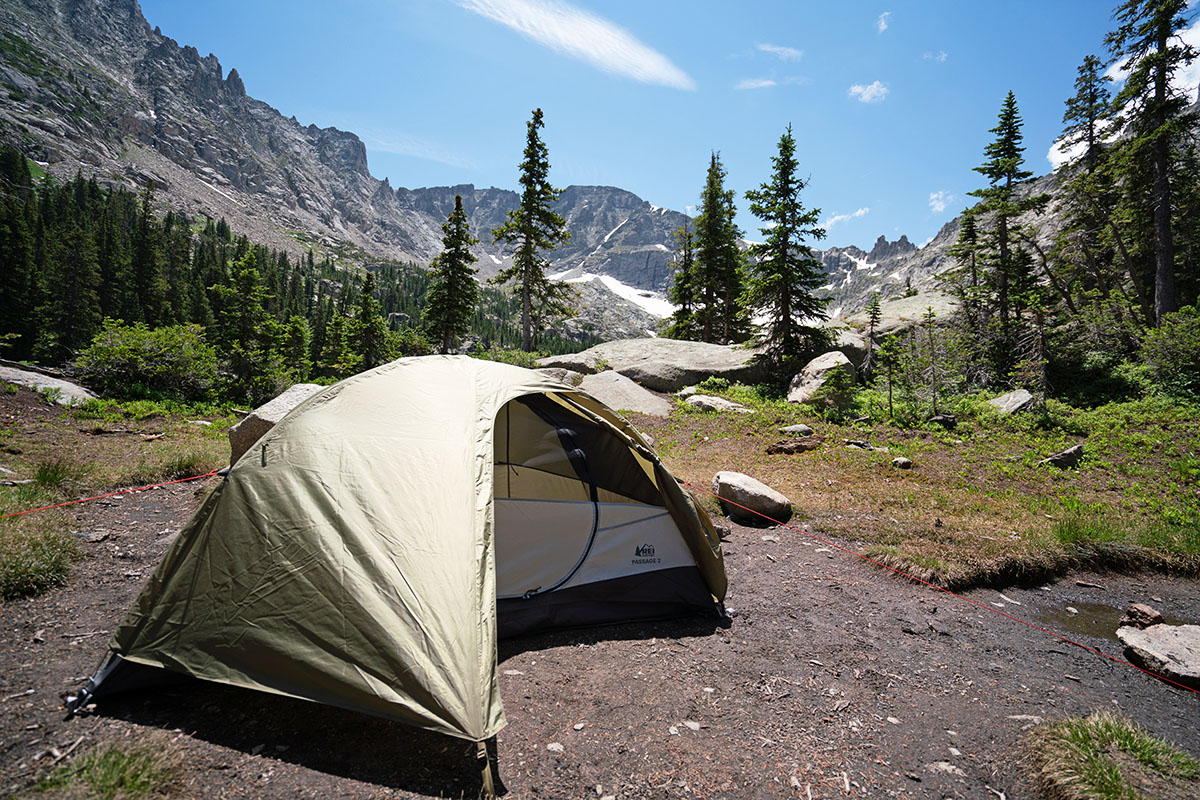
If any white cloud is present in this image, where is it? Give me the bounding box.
[1105,17,1200,102]
[923,50,948,62]
[877,12,891,33]
[1048,19,1200,170]
[736,77,777,90]
[758,42,804,61]
[454,0,696,90]
[849,80,889,103]
[823,207,870,228]
[928,190,952,213]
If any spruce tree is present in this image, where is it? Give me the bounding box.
[425,194,479,353]
[351,270,391,371]
[968,91,1049,377]
[664,222,699,339]
[492,108,573,351]
[1106,0,1198,324]
[744,125,828,369]
[693,152,747,344]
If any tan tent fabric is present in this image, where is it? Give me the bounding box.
[98,356,726,742]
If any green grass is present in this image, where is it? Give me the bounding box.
[36,737,183,798]
[1030,712,1200,800]
[637,386,1200,589]
[0,388,230,601]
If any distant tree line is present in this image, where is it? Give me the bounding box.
[0,146,595,404]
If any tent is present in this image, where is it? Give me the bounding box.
[72,356,727,746]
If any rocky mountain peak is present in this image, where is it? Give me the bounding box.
[867,234,917,263]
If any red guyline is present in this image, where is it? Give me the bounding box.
[687,479,1200,697]
[1,469,221,520]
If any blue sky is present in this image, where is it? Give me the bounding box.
[138,1,1193,249]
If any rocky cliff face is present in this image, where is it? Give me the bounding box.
[0,0,690,295]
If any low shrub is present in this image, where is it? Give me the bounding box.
[75,319,218,402]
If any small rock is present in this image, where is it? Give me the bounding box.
[187,420,213,427]
[925,761,966,777]
[928,414,957,430]
[713,521,732,540]
[761,534,780,543]
[668,726,679,735]
[683,720,701,731]
[712,471,792,525]
[766,437,823,455]
[1038,444,1084,469]
[676,385,699,398]
[686,394,753,413]
[546,742,564,753]
[573,723,585,731]
[779,423,814,436]
[887,716,901,725]
[891,457,913,469]
[72,530,110,543]
[1118,603,1165,630]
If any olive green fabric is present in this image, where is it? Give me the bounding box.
[106,356,726,742]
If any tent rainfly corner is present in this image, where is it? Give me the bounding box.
[71,356,727,743]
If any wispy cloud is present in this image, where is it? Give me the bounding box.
[353,128,475,169]
[823,207,870,228]
[849,81,889,103]
[736,78,777,90]
[758,42,804,61]
[928,190,952,213]
[923,50,948,62]
[877,12,891,33]
[454,0,696,90]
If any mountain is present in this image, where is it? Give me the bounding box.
[0,0,971,338]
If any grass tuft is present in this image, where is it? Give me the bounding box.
[1030,711,1200,800]
[37,736,184,798]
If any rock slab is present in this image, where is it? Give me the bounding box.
[539,338,765,392]
[578,371,672,418]
[786,351,856,406]
[989,389,1035,416]
[1116,624,1200,689]
[229,383,324,465]
[685,394,753,413]
[711,471,792,525]
[0,365,98,406]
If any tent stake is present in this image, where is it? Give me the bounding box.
[477,740,496,799]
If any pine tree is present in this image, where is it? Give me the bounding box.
[1106,0,1198,324]
[693,152,747,344]
[131,186,168,326]
[491,108,574,351]
[210,250,283,403]
[33,220,102,363]
[664,222,699,339]
[425,194,479,353]
[744,125,828,369]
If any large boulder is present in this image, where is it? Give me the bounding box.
[538,338,765,392]
[0,364,99,406]
[578,371,672,417]
[834,330,868,367]
[1116,623,1200,689]
[228,383,324,465]
[711,471,792,525]
[786,351,857,406]
[988,389,1036,416]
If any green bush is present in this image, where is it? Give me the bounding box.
[1140,304,1200,399]
[75,319,218,402]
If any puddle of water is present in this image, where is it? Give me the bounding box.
[1030,602,1187,642]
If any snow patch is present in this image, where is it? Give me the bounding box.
[489,254,502,264]
[603,217,629,243]
[557,271,675,317]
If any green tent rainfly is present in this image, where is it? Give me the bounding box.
[71,356,727,744]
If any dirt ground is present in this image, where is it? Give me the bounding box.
[2,468,1199,800]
